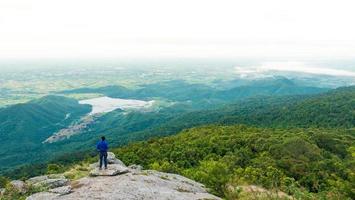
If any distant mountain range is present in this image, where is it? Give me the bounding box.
[60,77,329,104]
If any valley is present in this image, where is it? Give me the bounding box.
[0,64,354,199]
[44,96,156,143]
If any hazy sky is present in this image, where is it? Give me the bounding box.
[1,0,355,60]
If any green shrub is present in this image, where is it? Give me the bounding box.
[0,176,9,188]
[47,164,62,174]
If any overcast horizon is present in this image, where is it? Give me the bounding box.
[1,0,355,61]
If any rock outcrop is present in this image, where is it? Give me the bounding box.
[26,174,70,189]
[89,152,126,169]
[128,164,143,171]
[10,180,28,194]
[49,186,72,195]
[26,152,220,200]
[89,164,129,176]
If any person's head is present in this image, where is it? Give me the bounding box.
[101,136,105,141]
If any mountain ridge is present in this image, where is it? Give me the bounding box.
[0,96,91,171]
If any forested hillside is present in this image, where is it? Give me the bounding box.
[114,125,355,199]
[219,85,355,128]
[112,86,355,144]
[162,85,355,130]
[0,96,91,171]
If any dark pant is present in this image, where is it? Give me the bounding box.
[99,151,108,168]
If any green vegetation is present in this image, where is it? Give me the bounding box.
[0,96,91,171]
[165,85,355,130]
[0,63,238,107]
[114,125,355,199]
[0,179,47,200]
[223,86,355,128]
[1,86,353,177]
[0,176,9,188]
[0,74,354,199]
[0,78,334,173]
[62,79,328,103]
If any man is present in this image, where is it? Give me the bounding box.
[96,136,108,170]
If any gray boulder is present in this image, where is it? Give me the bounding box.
[26,175,49,185]
[10,180,27,194]
[27,174,69,189]
[33,178,70,189]
[107,152,125,166]
[49,185,72,195]
[90,152,126,169]
[27,174,66,185]
[89,164,129,176]
[128,164,143,171]
[26,192,59,200]
[25,185,72,200]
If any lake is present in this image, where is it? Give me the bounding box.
[79,96,154,115]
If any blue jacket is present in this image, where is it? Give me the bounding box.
[96,140,108,152]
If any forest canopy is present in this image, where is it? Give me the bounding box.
[114,125,355,199]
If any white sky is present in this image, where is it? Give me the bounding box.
[235,61,355,77]
[1,0,355,59]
